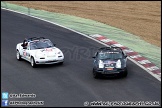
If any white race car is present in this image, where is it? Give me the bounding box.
[16,37,64,67]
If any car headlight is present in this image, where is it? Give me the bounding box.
[58,51,61,54]
[99,60,104,68]
[116,59,121,68]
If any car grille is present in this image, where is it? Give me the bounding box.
[45,60,58,63]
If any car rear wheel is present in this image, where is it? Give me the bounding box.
[16,50,22,61]
[31,57,36,68]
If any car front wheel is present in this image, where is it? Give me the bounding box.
[31,57,36,68]
[59,62,63,65]
[121,68,128,77]
[16,50,22,61]
[93,68,100,79]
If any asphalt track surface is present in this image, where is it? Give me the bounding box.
[1,9,161,107]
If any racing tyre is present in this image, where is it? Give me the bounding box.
[16,50,22,61]
[93,69,100,79]
[59,62,63,65]
[31,57,36,68]
[122,69,128,77]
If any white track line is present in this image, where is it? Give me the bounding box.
[1,7,161,81]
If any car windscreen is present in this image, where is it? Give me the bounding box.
[98,52,123,60]
[30,40,54,50]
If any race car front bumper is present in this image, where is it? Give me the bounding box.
[34,56,64,64]
[94,67,127,75]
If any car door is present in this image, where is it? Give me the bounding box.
[22,42,29,60]
[19,43,24,56]
[22,46,27,59]
[24,43,31,61]
[20,40,27,58]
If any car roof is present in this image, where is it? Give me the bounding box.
[98,47,122,53]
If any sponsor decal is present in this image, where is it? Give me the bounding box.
[45,48,52,52]
[104,60,116,64]
[23,52,26,56]
[107,68,113,70]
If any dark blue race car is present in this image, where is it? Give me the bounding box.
[92,47,128,78]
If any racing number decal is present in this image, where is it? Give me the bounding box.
[23,51,26,56]
[23,50,30,59]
